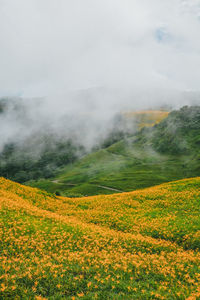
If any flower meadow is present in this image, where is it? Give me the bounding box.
[0,177,200,299]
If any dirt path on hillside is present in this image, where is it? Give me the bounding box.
[51,180,123,192]
[97,185,123,193]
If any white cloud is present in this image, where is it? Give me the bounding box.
[0,0,200,97]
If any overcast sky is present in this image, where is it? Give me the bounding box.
[0,0,200,97]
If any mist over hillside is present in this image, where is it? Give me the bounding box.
[1,0,200,156]
[0,0,200,186]
[25,105,200,197]
[0,88,199,152]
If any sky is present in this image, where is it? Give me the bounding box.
[0,0,200,97]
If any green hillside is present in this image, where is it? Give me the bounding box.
[0,177,200,298]
[29,106,200,197]
[0,99,168,185]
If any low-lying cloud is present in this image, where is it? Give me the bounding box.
[0,0,200,96]
[0,0,200,152]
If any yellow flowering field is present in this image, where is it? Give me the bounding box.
[0,177,200,299]
[124,110,169,129]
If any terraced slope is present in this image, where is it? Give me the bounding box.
[0,177,200,299]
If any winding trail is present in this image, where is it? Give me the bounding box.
[51,180,123,193]
[97,185,123,193]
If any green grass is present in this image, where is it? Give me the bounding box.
[27,106,200,197]
[28,140,200,196]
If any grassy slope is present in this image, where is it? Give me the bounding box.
[27,110,170,197]
[28,139,199,197]
[0,177,200,299]
[28,107,200,197]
